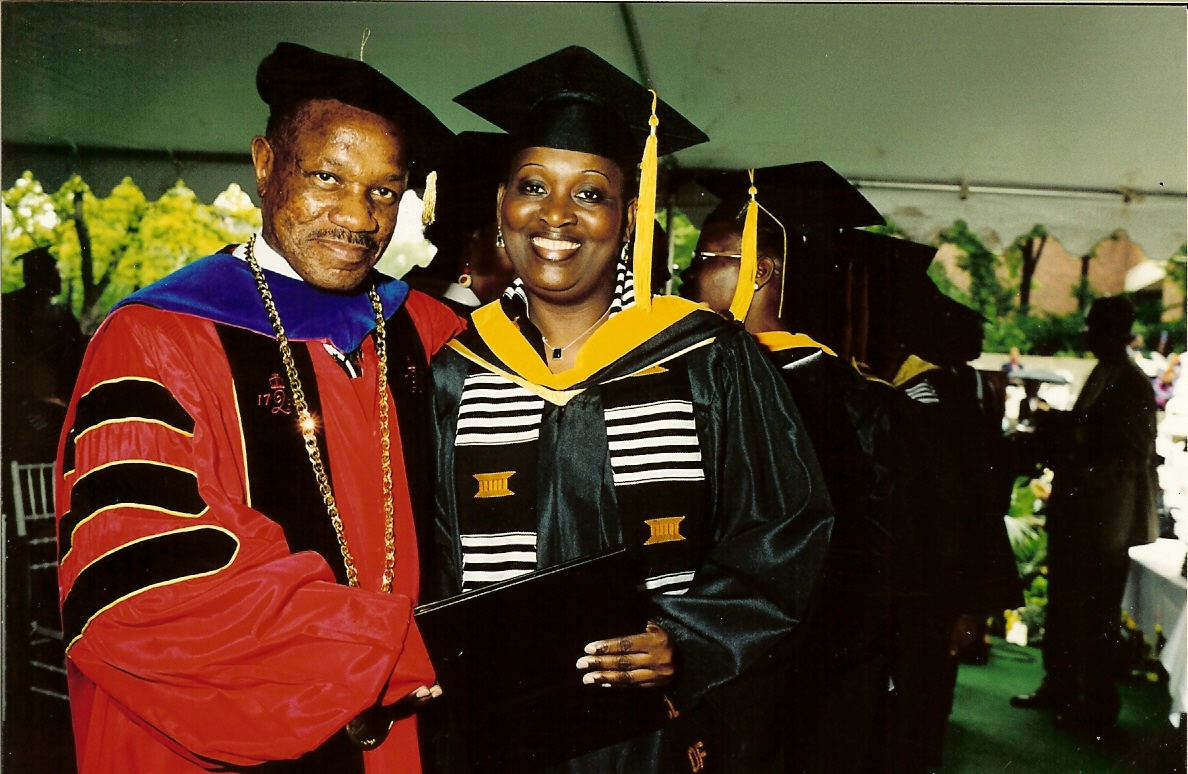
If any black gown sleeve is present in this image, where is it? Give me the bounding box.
[649,327,834,708]
[427,348,468,602]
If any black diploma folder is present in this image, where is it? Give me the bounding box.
[414,547,668,770]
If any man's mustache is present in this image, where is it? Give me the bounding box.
[310,229,379,251]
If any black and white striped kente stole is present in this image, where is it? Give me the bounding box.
[452,362,707,596]
[453,372,545,591]
[600,363,707,597]
[455,265,705,595]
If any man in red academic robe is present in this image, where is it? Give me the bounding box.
[55,43,462,773]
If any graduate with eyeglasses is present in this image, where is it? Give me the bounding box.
[681,164,902,774]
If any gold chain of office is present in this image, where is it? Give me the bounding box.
[245,235,397,593]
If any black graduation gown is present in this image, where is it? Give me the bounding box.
[881,358,1017,773]
[424,299,834,774]
[758,337,899,774]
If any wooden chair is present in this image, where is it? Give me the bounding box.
[9,460,68,701]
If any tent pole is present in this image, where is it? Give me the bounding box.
[852,177,1178,202]
[618,4,653,89]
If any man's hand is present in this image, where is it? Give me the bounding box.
[949,615,981,657]
[344,685,442,749]
[576,622,675,688]
[397,684,443,715]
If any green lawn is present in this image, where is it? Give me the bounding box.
[942,640,1185,774]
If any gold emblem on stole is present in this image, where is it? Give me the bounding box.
[473,471,515,498]
[643,516,686,545]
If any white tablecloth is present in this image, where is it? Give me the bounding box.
[1121,538,1188,716]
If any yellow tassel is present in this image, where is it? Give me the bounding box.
[770,202,788,319]
[631,90,660,311]
[728,170,759,322]
[359,29,372,61]
[421,170,437,227]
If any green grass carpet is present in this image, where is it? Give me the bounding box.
[942,640,1185,774]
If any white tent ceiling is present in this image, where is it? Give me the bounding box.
[3,2,1185,258]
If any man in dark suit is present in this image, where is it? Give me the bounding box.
[1011,296,1158,735]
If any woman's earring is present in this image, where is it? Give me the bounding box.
[496,227,505,249]
[620,242,630,263]
[458,263,473,289]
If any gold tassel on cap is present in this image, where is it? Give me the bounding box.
[728,170,760,322]
[631,90,660,311]
[774,207,789,319]
[421,170,437,227]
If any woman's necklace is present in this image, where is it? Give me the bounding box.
[539,305,613,361]
[245,235,397,593]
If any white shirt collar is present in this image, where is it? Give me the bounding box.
[442,282,482,307]
[232,231,303,281]
[233,232,358,358]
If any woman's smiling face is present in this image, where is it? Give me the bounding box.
[498,146,635,306]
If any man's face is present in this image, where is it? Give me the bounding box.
[680,219,743,314]
[252,99,408,292]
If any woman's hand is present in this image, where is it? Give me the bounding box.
[576,622,675,688]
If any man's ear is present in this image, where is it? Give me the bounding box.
[755,256,777,289]
[250,135,275,199]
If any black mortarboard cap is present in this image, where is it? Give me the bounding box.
[837,230,940,337]
[14,246,60,292]
[695,162,883,321]
[698,162,884,235]
[453,46,708,164]
[835,229,936,274]
[844,233,984,363]
[16,246,55,268]
[911,286,986,364]
[1086,295,1136,337]
[257,42,455,188]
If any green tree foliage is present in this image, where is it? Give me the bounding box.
[927,260,969,306]
[928,221,1103,356]
[657,208,698,295]
[1170,246,1187,285]
[2,173,64,290]
[936,220,1014,319]
[3,173,260,332]
[1002,224,1049,313]
[864,215,910,239]
[984,308,1088,356]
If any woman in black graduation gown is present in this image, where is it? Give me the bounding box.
[423,47,833,774]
